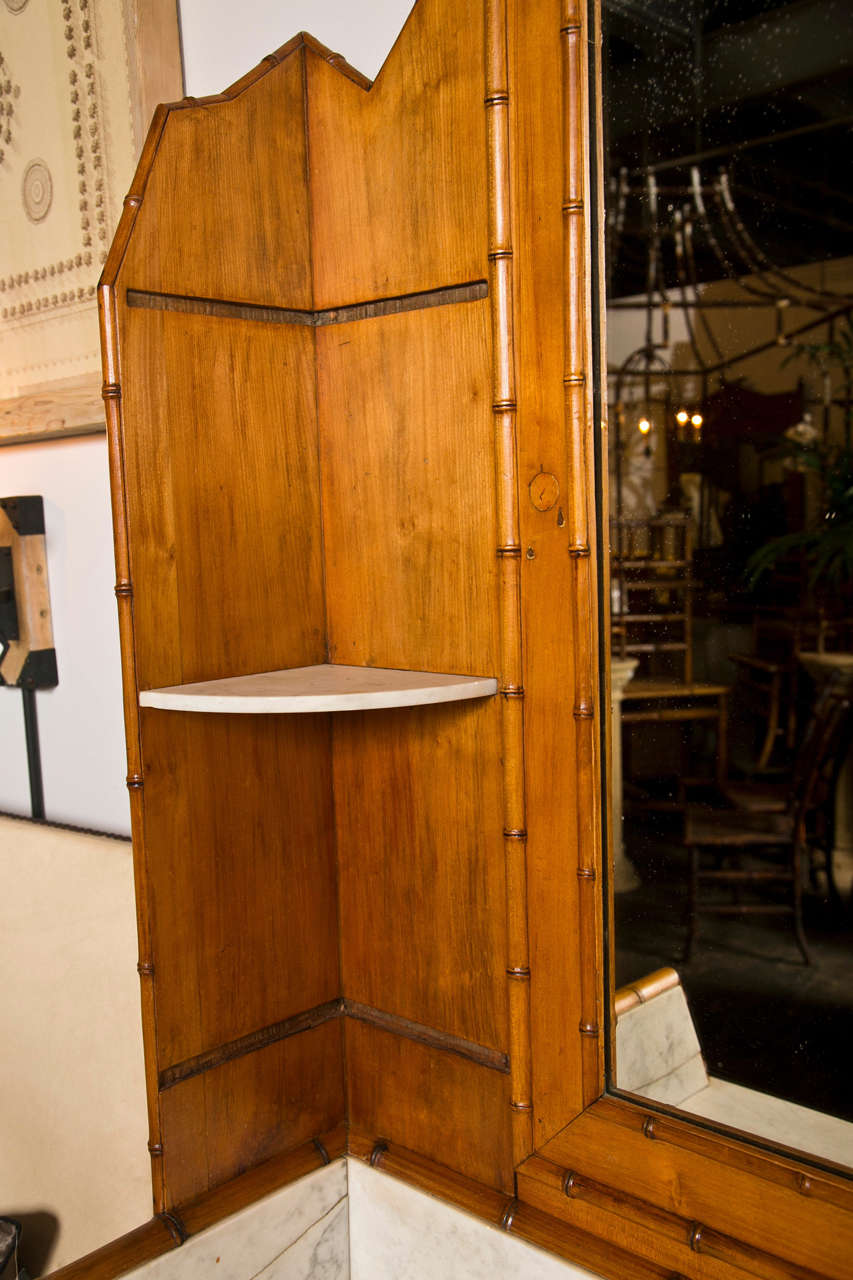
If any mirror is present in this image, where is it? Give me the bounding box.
[602,0,853,1168]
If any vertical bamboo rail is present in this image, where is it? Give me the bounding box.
[98,122,171,1211]
[485,0,534,1167]
[99,286,165,1213]
[562,0,604,1106]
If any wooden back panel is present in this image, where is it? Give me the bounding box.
[306,0,487,307]
[121,46,313,308]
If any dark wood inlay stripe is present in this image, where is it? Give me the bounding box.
[158,998,344,1090]
[343,999,510,1073]
[159,994,509,1090]
[127,280,488,327]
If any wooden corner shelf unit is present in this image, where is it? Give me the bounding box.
[90,3,853,1280]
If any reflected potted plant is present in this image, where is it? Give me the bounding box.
[745,417,853,598]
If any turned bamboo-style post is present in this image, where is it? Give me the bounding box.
[562,0,605,1107]
[99,185,166,1212]
[485,0,534,1167]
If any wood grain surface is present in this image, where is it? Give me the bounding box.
[96,0,853,1275]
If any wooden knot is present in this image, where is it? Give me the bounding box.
[488,249,513,261]
[126,773,144,790]
[137,961,154,977]
[114,580,132,597]
[568,544,591,558]
[123,195,142,209]
[689,1223,704,1253]
[643,1117,656,1139]
[503,828,527,841]
[510,1099,532,1113]
[578,1021,599,1037]
[562,201,584,214]
[148,1142,164,1157]
[797,1173,812,1195]
[182,95,199,106]
[500,686,524,699]
[369,1139,388,1167]
[563,372,585,386]
[102,382,121,398]
[506,966,531,980]
[562,1170,578,1197]
[493,399,517,412]
[574,704,595,719]
[485,92,509,106]
[156,1211,187,1246]
[499,1197,518,1230]
[577,867,596,880]
[561,23,583,34]
[262,53,280,65]
[313,1137,331,1166]
[496,546,522,559]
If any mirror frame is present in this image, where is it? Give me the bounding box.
[48,2,853,1277]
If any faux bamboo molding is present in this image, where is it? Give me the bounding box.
[520,1154,833,1280]
[98,279,164,1210]
[584,1095,853,1213]
[562,0,604,1107]
[486,0,534,1168]
[613,967,680,1018]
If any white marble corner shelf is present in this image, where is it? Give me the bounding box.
[139,664,498,714]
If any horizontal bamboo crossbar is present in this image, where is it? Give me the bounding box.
[160,998,510,1091]
[127,280,488,327]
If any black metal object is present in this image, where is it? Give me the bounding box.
[21,686,45,821]
[0,544,17,652]
[0,495,47,536]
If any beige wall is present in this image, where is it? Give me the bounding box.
[0,816,149,1274]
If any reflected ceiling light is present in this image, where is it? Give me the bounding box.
[691,413,703,428]
[638,417,652,434]
[676,409,689,425]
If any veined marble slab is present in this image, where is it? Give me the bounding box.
[140,665,498,714]
[615,983,708,1101]
[121,1160,348,1280]
[347,1161,599,1280]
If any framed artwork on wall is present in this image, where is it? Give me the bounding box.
[0,0,182,446]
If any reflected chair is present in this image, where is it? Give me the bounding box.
[613,513,730,791]
[730,609,853,774]
[684,684,853,964]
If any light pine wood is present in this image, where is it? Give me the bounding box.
[345,1020,514,1193]
[538,1098,853,1279]
[94,2,853,1278]
[319,302,499,676]
[306,5,487,307]
[140,665,498,713]
[139,710,338,1074]
[124,0,184,155]
[121,45,314,308]
[335,702,508,1050]
[0,377,105,448]
[0,505,55,685]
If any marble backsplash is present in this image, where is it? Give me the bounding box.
[118,1157,600,1280]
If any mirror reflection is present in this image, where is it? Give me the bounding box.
[603,0,853,1166]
